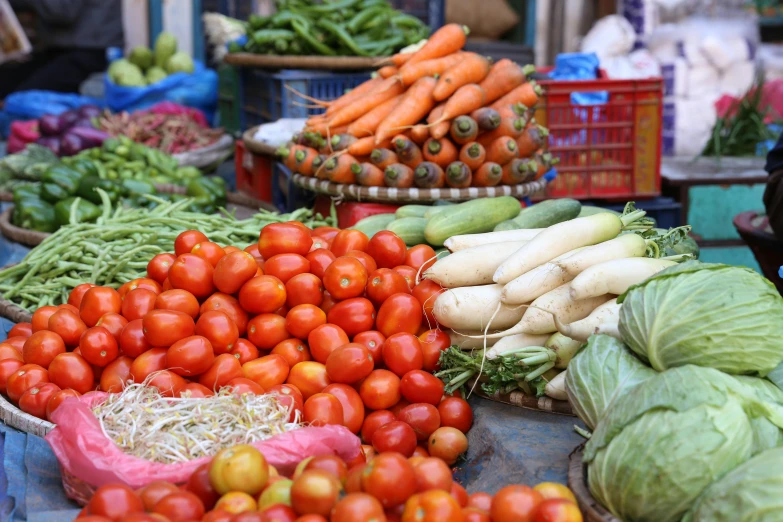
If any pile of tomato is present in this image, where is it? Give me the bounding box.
[75,444,584,522]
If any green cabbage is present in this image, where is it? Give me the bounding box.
[685,446,783,522]
[565,334,655,430]
[618,261,783,376]
[585,365,783,522]
[735,375,783,454]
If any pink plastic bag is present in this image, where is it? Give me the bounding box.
[45,393,362,489]
[144,101,209,127]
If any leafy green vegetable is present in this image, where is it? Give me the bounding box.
[736,375,783,454]
[618,261,783,376]
[565,335,656,430]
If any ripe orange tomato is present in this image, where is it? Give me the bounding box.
[419,329,451,372]
[285,304,327,340]
[400,370,444,405]
[118,319,152,358]
[398,403,441,441]
[225,377,265,395]
[463,507,491,522]
[531,499,582,522]
[285,273,324,307]
[124,277,163,296]
[129,347,168,383]
[451,481,469,508]
[303,393,344,426]
[155,289,200,319]
[286,361,331,400]
[100,356,134,393]
[322,383,365,435]
[153,491,205,522]
[146,253,177,284]
[359,369,401,410]
[362,452,416,508]
[87,484,145,520]
[213,251,257,294]
[259,222,313,259]
[290,470,342,516]
[438,397,473,433]
[312,226,339,240]
[175,230,209,257]
[47,309,86,347]
[239,275,287,315]
[79,327,119,367]
[412,457,452,492]
[412,280,445,327]
[49,354,101,395]
[305,248,336,280]
[121,288,157,322]
[45,388,80,421]
[377,294,422,337]
[467,492,492,512]
[307,323,349,364]
[491,486,544,522]
[366,231,407,269]
[166,336,215,376]
[242,354,289,390]
[214,492,257,514]
[402,490,462,522]
[196,310,239,354]
[382,333,424,377]
[404,245,438,273]
[247,314,289,350]
[147,370,187,397]
[331,493,385,522]
[231,338,260,365]
[210,444,270,496]
[532,483,577,504]
[201,509,234,522]
[168,254,215,299]
[201,293,249,336]
[267,383,304,422]
[271,338,311,367]
[244,244,265,267]
[361,409,397,444]
[428,427,469,466]
[22,331,66,369]
[365,268,410,307]
[372,421,417,456]
[142,309,195,347]
[263,253,311,284]
[67,283,96,309]
[199,353,243,390]
[353,331,385,365]
[327,298,376,337]
[79,287,121,327]
[95,313,128,342]
[139,481,180,511]
[179,382,214,398]
[330,230,369,257]
[322,257,367,300]
[31,305,58,332]
[344,250,378,274]
[325,343,374,384]
[18,382,60,419]
[192,241,226,267]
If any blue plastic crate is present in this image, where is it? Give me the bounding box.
[202,0,256,19]
[239,69,372,129]
[587,197,682,230]
[389,0,445,30]
[273,163,316,213]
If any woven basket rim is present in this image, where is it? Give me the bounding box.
[0,388,54,437]
[223,52,387,70]
[0,263,34,324]
[242,127,279,157]
[0,207,50,247]
[468,378,574,416]
[568,444,622,522]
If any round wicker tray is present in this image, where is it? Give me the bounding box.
[0,207,49,246]
[0,263,33,323]
[224,52,386,70]
[292,174,550,203]
[568,444,621,522]
[242,127,280,157]
[0,391,54,437]
[468,378,574,416]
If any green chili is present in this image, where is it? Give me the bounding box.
[291,19,336,56]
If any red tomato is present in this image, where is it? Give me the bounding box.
[120,288,156,322]
[153,490,205,522]
[9,363,49,400]
[213,251,258,294]
[88,484,145,520]
[344,250,378,274]
[95,313,128,342]
[18,382,60,419]
[22,331,65,368]
[290,470,342,516]
[400,370,444,405]
[402,489,462,522]
[155,289,200,319]
[491,486,544,522]
[45,388,80,421]
[129,348,168,383]
[30,306,57,333]
[0,344,22,362]
[412,457,452,492]
[247,314,289,350]
[67,283,96,309]
[118,319,152,358]
[147,370,187,397]
[361,452,416,508]
[245,243,265,267]
[331,493,385,522]
[258,506,297,522]
[531,499,582,522]
[7,322,32,339]
[179,382,214,398]
[345,463,366,493]
[226,377,265,395]
[360,409,396,444]
[319,291,337,314]
[79,327,119,367]
[285,273,324,307]
[199,353,243,390]
[166,335,215,376]
[139,481,180,511]
[303,393,344,427]
[352,331,386,365]
[306,248,336,280]
[243,354,289,390]
[419,329,451,372]
[325,343,374,384]
[4,336,25,351]
[310,235,329,251]
[175,230,209,257]
[186,463,220,510]
[331,230,369,257]
[201,293,249,336]
[285,304,327,340]
[239,275,287,315]
[382,333,424,377]
[228,339,257,366]
[365,268,410,307]
[372,421,417,456]
[359,369,401,410]
[393,265,418,291]
[390,398,412,417]
[80,287,122,327]
[264,253,311,284]
[307,324,349,364]
[310,226,337,240]
[427,427,468,466]
[271,338,311,367]
[0,360,23,395]
[100,356,134,393]
[147,253,177,284]
[196,310,239,354]
[192,241,225,267]
[467,492,492,512]
[327,298,375,337]
[451,482,469,508]
[463,507,491,522]
[438,397,473,433]
[404,245,438,273]
[47,309,86,347]
[366,231,407,269]
[168,254,215,299]
[323,257,368,300]
[286,361,331,400]
[142,309,195,347]
[398,403,441,441]
[412,280,445,328]
[267,383,304,422]
[323,383,365,435]
[124,278,162,296]
[259,222,313,258]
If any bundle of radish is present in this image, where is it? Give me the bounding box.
[428,202,696,401]
[277,23,556,189]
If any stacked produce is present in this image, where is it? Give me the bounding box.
[279,24,554,189]
[73,446,581,521]
[108,32,194,87]
[0,144,59,193]
[30,105,109,157]
[229,0,430,57]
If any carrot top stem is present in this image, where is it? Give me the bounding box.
[427,140,442,154]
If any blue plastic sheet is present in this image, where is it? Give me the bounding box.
[0,91,103,138]
[548,53,608,106]
[103,61,219,125]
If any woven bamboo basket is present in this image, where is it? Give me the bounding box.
[568,444,621,522]
[242,127,279,157]
[224,52,385,70]
[0,207,49,246]
[468,378,573,416]
[0,265,33,323]
[0,391,54,437]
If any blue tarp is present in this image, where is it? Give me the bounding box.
[0,92,103,138]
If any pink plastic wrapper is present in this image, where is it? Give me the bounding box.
[144,101,209,127]
[45,392,362,489]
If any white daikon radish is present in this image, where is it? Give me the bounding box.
[544,370,568,400]
[552,234,647,277]
[448,329,501,350]
[554,299,621,342]
[569,258,676,300]
[424,241,529,288]
[432,284,525,331]
[443,228,543,252]
[595,322,622,339]
[493,211,648,285]
[486,333,551,359]
[501,247,587,304]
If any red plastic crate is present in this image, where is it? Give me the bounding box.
[314,197,400,229]
[235,140,275,203]
[535,74,663,200]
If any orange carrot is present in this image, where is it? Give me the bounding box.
[489,82,542,112]
[459,142,486,171]
[427,103,445,125]
[496,102,530,120]
[370,148,399,170]
[393,135,423,168]
[431,120,451,140]
[433,53,491,102]
[517,125,549,157]
[277,145,296,171]
[314,78,405,132]
[445,161,472,188]
[479,60,534,105]
[353,162,385,187]
[346,95,403,138]
[294,147,319,176]
[330,134,358,152]
[324,154,358,184]
[392,53,413,68]
[398,53,465,87]
[485,136,518,165]
[470,108,502,131]
[349,136,392,157]
[413,162,446,188]
[502,158,534,185]
[384,164,415,188]
[410,124,430,145]
[474,162,503,187]
[533,151,558,179]
[403,24,469,69]
[326,77,384,116]
[374,76,438,144]
[378,66,398,78]
[476,116,527,147]
[450,116,478,145]
[439,84,486,122]
[423,138,458,168]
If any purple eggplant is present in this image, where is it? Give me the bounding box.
[58,110,79,131]
[60,133,84,156]
[72,118,96,129]
[68,127,109,148]
[36,136,60,155]
[78,105,102,119]
[39,114,62,136]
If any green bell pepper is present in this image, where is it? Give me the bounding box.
[54,197,102,227]
[186,197,217,215]
[40,182,70,203]
[176,166,202,180]
[70,158,100,178]
[12,197,57,232]
[42,165,84,195]
[187,177,227,208]
[13,184,42,206]
[77,176,124,204]
[121,179,156,196]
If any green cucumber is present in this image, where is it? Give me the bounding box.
[424,196,522,247]
[395,204,431,219]
[424,201,455,219]
[351,213,396,237]
[577,205,621,218]
[493,198,581,231]
[387,217,428,246]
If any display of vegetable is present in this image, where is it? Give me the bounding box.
[0,144,60,192]
[107,32,192,87]
[230,0,431,57]
[32,105,109,157]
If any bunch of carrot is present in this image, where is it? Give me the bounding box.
[277,23,557,190]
